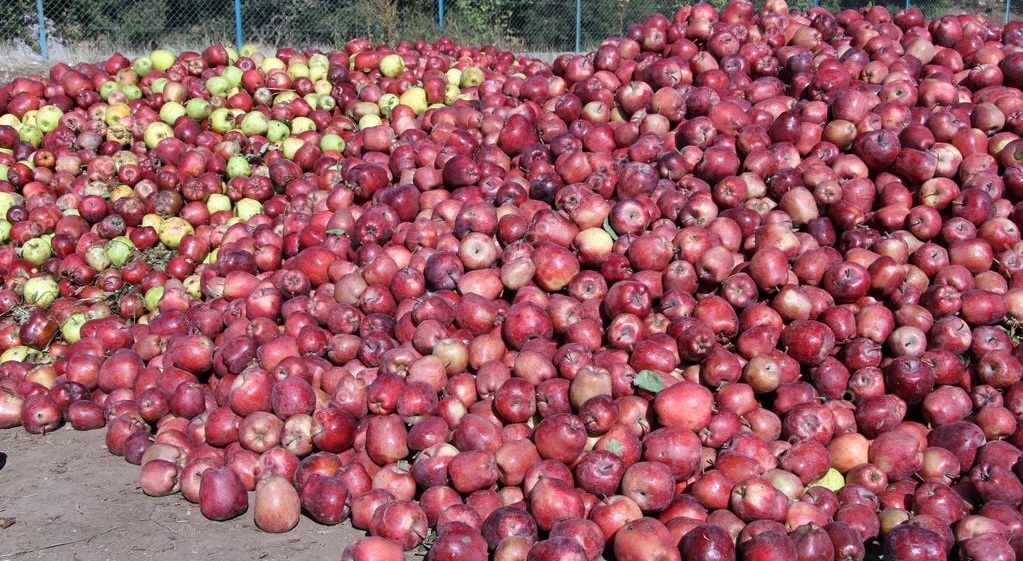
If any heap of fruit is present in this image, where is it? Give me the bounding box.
[5,0,1023,559]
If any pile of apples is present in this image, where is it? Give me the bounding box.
[5,0,1023,559]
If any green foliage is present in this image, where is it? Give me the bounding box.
[1,0,41,46]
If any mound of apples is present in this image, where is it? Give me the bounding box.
[6,0,1023,559]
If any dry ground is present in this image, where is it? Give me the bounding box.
[0,426,368,561]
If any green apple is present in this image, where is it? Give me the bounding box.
[309,53,329,69]
[460,66,485,88]
[0,345,34,364]
[239,44,258,58]
[185,98,212,120]
[261,57,286,74]
[159,217,194,248]
[303,93,319,110]
[121,84,142,100]
[205,76,230,98]
[60,312,86,343]
[0,192,18,218]
[99,80,120,100]
[141,214,164,231]
[18,124,42,146]
[209,108,235,133]
[290,116,316,135]
[221,66,243,87]
[379,54,406,78]
[21,237,51,266]
[105,236,136,267]
[266,120,290,142]
[314,80,333,96]
[280,137,305,160]
[151,77,169,94]
[84,244,111,271]
[240,111,269,136]
[320,133,345,153]
[358,114,382,130]
[151,49,176,71]
[133,55,153,76]
[0,220,10,243]
[377,93,399,117]
[206,193,232,214]
[183,275,202,300]
[810,468,845,492]
[288,62,310,80]
[235,198,263,220]
[273,91,298,105]
[0,164,6,182]
[35,105,63,133]
[445,68,462,86]
[309,65,327,82]
[143,122,175,149]
[445,83,461,105]
[226,155,251,178]
[353,101,380,119]
[317,95,336,111]
[398,87,428,115]
[144,286,164,312]
[159,101,187,125]
[23,276,59,308]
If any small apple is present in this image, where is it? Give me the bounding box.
[206,193,232,214]
[35,105,63,133]
[810,467,846,491]
[320,133,345,153]
[290,116,316,134]
[280,137,305,160]
[186,98,212,120]
[460,67,484,87]
[226,156,252,178]
[379,54,405,78]
[267,120,290,142]
[241,112,269,136]
[160,101,187,125]
[222,66,243,87]
[206,76,230,98]
[151,49,176,71]
[235,198,263,221]
[144,122,175,149]
[399,87,428,115]
[133,55,154,75]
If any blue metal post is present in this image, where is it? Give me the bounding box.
[905,0,910,10]
[575,0,582,52]
[35,0,47,61]
[1008,0,1012,24]
[234,0,243,51]
[438,0,445,33]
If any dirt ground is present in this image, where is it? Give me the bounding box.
[0,426,369,561]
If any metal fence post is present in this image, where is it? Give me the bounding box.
[905,0,910,10]
[438,0,445,34]
[35,0,47,60]
[575,0,582,52]
[234,0,243,50]
[1008,0,1012,24]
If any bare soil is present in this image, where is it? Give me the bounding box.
[0,426,367,561]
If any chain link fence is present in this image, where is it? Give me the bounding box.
[0,0,1017,64]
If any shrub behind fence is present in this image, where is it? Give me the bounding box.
[0,0,1013,62]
